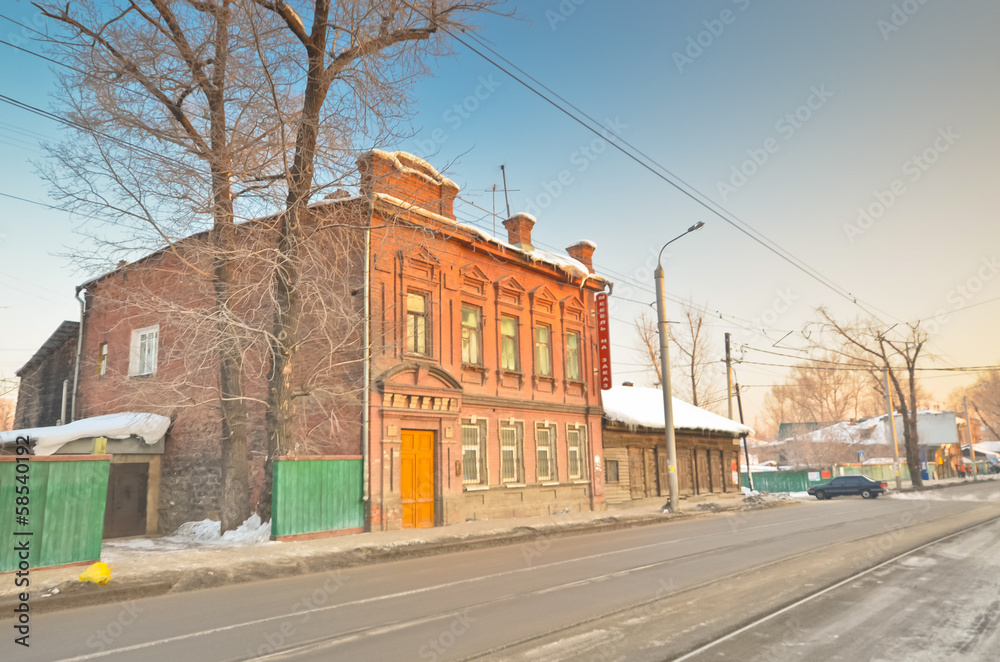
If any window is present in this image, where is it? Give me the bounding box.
[500,421,524,484]
[461,305,482,365]
[535,423,557,481]
[500,316,519,371]
[567,425,587,479]
[97,343,108,377]
[565,331,581,381]
[406,292,429,355]
[606,460,620,483]
[129,325,159,376]
[462,419,487,485]
[534,324,552,376]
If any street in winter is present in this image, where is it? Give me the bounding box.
[1,2,999,660]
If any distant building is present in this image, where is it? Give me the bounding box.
[13,320,79,429]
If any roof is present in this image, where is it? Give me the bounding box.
[602,385,753,437]
[78,151,607,293]
[16,321,79,377]
[0,412,170,456]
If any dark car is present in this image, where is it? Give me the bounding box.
[807,475,887,500]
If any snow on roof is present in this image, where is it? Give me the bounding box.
[780,410,962,446]
[374,192,606,285]
[0,412,170,456]
[602,385,753,437]
[367,149,459,190]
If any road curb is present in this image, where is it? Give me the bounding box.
[0,499,792,615]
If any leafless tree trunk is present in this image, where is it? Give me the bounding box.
[250,0,503,518]
[669,303,714,408]
[37,0,281,530]
[633,312,661,386]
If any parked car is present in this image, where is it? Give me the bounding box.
[807,475,887,500]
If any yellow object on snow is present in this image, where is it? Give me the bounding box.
[78,562,112,585]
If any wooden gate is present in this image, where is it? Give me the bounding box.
[628,448,645,499]
[644,448,659,497]
[401,430,435,528]
[103,463,148,538]
[710,450,724,494]
[695,449,711,495]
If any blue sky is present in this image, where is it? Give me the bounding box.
[1,0,998,426]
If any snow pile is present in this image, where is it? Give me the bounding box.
[169,514,272,547]
[0,412,170,456]
[602,385,753,437]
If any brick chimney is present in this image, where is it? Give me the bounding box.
[503,213,536,251]
[566,240,596,273]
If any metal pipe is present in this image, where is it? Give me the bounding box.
[71,287,87,422]
[362,193,374,511]
[59,379,69,425]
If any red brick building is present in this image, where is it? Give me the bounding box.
[44,150,610,532]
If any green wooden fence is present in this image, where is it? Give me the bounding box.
[272,457,365,539]
[741,470,831,493]
[0,456,110,572]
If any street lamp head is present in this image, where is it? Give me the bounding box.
[687,221,706,233]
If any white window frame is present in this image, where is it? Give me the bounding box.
[565,331,581,381]
[567,424,588,480]
[500,421,524,484]
[462,419,488,486]
[97,342,108,377]
[128,325,159,377]
[535,422,558,482]
[461,305,483,366]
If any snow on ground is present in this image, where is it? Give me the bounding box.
[102,514,274,556]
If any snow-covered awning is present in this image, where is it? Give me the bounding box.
[602,385,753,437]
[0,413,171,456]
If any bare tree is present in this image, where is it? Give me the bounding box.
[38,0,505,525]
[0,398,14,432]
[632,303,718,409]
[633,311,661,386]
[762,352,882,437]
[36,0,300,530]
[247,0,504,516]
[816,309,929,488]
[669,302,715,408]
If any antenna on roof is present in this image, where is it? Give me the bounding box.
[500,164,511,219]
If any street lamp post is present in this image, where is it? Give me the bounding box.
[654,221,705,513]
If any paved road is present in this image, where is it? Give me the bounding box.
[4,481,999,661]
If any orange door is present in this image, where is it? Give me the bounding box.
[401,430,435,528]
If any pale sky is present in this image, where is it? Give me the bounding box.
[1,1,998,430]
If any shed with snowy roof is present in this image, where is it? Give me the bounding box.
[601,384,752,504]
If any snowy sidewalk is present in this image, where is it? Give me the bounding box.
[3,491,767,612]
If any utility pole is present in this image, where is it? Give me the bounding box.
[735,381,752,492]
[883,367,903,490]
[964,395,978,480]
[725,333,734,421]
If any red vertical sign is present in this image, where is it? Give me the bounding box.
[596,293,612,390]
